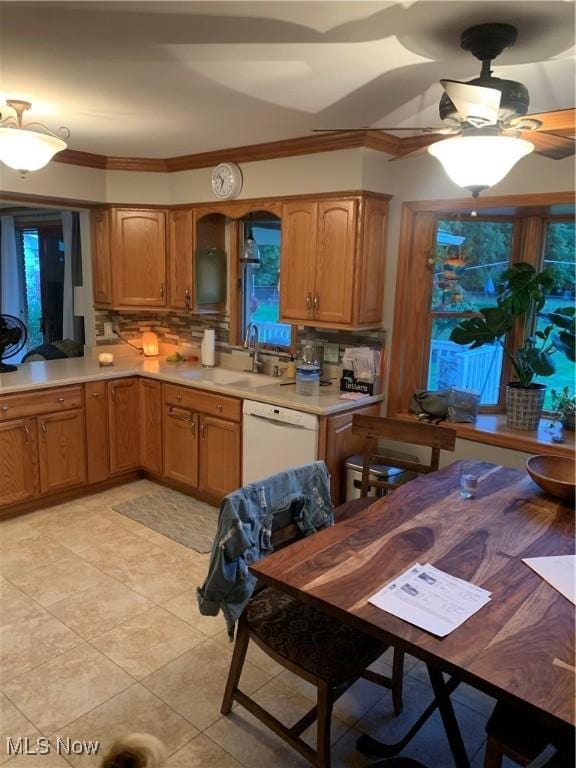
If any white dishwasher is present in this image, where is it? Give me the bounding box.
[242,400,319,485]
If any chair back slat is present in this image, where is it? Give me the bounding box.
[352,415,456,498]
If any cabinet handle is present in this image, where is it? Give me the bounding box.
[92,391,103,398]
[305,293,312,311]
[313,295,319,311]
[217,404,223,413]
[160,283,165,299]
[1,405,8,413]
[168,406,192,422]
[201,423,207,439]
[184,288,191,311]
[24,424,30,445]
[40,421,47,435]
[176,394,183,402]
[57,397,65,404]
[111,386,116,403]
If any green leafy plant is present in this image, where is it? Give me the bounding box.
[551,386,576,417]
[449,263,576,388]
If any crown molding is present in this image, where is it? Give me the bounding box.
[53,130,405,173]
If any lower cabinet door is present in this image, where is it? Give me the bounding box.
[140,379,163,475]
[163,406,199,488]
[0,419,39,507]
[199,415,241,502]
[85,381,109,484]
[108,378,140,474]
[38,410,87,494]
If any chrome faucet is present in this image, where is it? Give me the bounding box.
[243,322,263,373]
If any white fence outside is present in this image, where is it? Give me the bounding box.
[430,339,503,404]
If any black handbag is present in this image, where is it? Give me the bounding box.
[409,389,449,419]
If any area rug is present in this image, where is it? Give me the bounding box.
[112,488,219,554]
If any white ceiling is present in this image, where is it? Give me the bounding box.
[1,1,574,158]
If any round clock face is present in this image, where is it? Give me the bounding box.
[211,162,243,199]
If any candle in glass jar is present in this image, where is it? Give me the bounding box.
[98,352,114,366]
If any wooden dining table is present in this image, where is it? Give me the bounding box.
[250,460,575,767]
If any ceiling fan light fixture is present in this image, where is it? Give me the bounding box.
[428,135,534,195]
[0,100,69,174]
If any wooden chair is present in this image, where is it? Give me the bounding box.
[221,501,405,768]
[351,415,457,498]
[484,702,574,768]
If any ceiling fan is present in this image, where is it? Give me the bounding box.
[314,23,575,196]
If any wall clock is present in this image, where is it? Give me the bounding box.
[211,162,243,199]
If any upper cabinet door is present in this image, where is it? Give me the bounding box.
[279,201,318,322]
[92,209,113,306]
[112,209,167,307]
[168,209,194,310]
[314,200,357,325]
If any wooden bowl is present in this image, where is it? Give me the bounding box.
[525,455,575,501]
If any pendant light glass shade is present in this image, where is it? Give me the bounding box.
[240,227,261,267]
[428,135,534,195]
[0,127,67,173]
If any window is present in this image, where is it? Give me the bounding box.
[388,193,576,417]
[538,219,575,409]
[240,218,292,349]
[427,219,515,405]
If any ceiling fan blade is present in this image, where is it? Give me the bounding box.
[520,131,575,160]
[511,108,575,135]
[440,79,501,126]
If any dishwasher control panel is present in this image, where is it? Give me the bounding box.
[242,400,319,430]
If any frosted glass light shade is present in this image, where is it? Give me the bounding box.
[0,127,67,172]
[142,331,159,357]
[428,135,534,193]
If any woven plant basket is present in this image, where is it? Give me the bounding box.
[506,383,546,430]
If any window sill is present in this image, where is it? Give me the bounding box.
[393,412,575,458]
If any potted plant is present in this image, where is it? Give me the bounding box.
[551,386,576,431]
[449,262,575,430]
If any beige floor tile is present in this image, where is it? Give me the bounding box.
[8,557,108,607]
[0,522,43,548]
[45,517,134,556]
[0,539,77,580]
[0,581,45,628]
[91,606,205,678]
[51,683,198,768]
[2,745,71,767]
[0,693,39,765]
[166,733,243,768]
[76,532,167,575]
[142,638,270,731]
[47,577,152,640]
[162,590,226,637]
[1,644,133,735]
[213,629,285,677]
[106,550,205,603]
[0,612,82,685]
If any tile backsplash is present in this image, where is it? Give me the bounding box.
[94,309,386,365]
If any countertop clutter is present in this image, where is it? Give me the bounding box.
[0,355,384,416]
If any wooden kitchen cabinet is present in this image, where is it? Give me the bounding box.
[37,410,87,495]
[164,406,199,488]
[280,193,389,329]
[199,415,241,501]
[140,379,163,475]
[111,209,167,307]
[168,208,194,310]
[0,419,39,507]
[91,209,113,306]
[85,381,109,485]
[108,378,140,474]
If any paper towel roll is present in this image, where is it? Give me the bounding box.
[201,329,216,367]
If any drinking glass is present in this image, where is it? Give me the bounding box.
[459,462,479,499]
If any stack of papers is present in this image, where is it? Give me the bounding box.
[369,563,492,638]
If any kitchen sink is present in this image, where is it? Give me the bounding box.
[178,368,275,388]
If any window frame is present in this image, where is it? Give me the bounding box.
[387,192,575,417]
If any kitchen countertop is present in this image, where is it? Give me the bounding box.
[0,356,384,417]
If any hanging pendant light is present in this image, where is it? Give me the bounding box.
[428,132,534,199]
[0,100,69,175]
[239,215,261,267]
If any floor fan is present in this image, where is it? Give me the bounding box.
[0,315,27,372]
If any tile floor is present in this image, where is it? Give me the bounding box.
[0,480,500,767]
